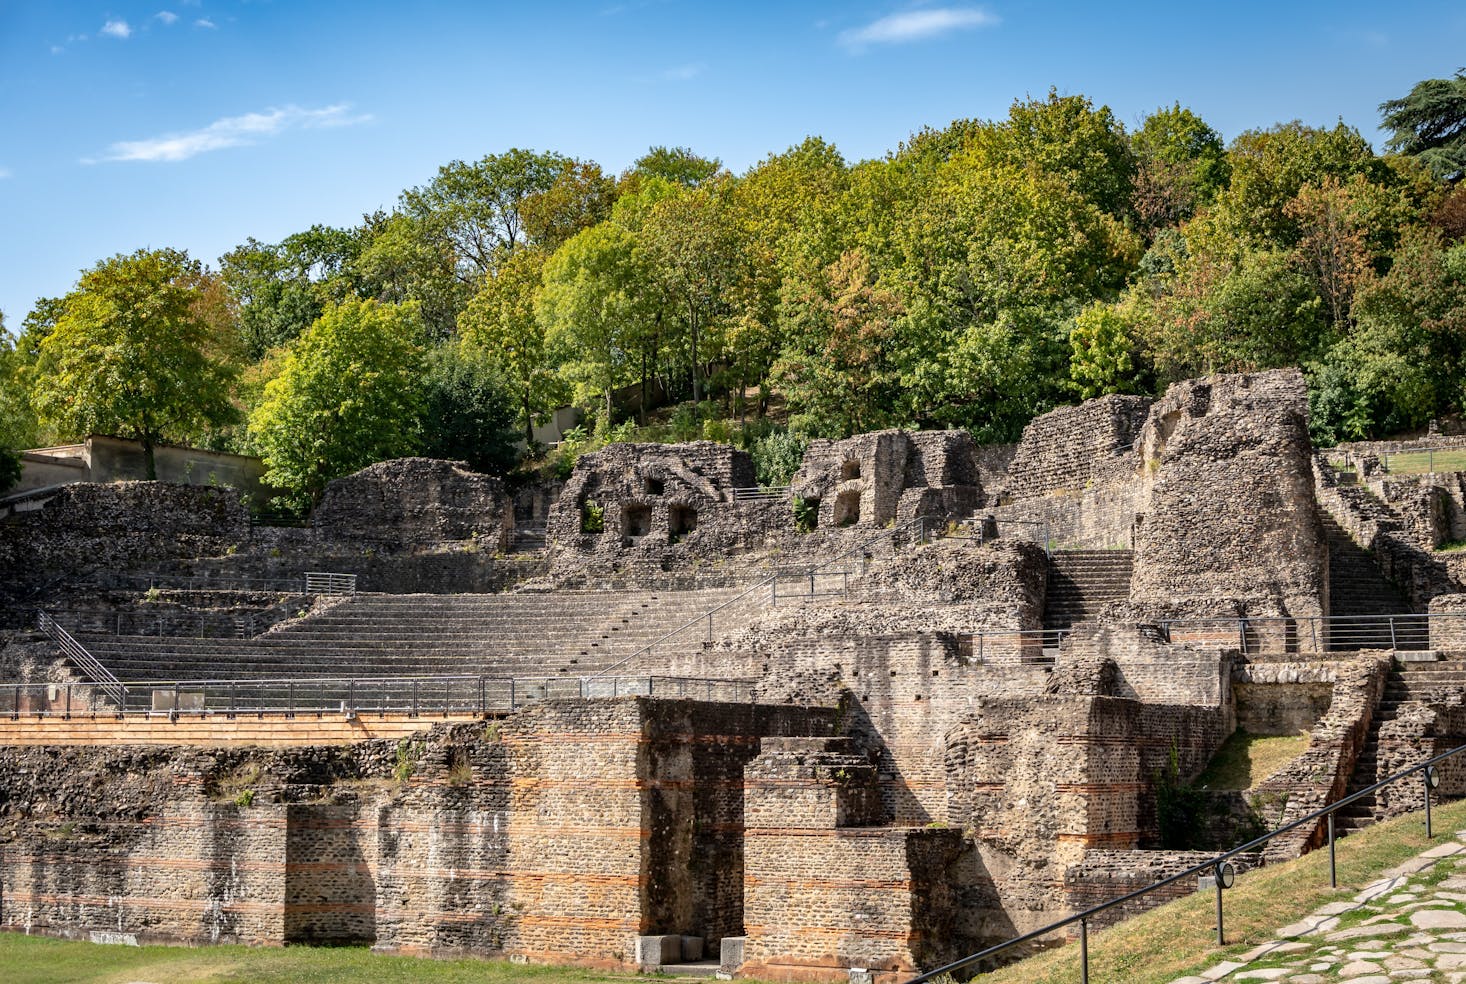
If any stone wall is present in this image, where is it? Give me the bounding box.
[943,691,1227,942]
[13,434,268,505]
[0,483,249,607]
[1430,594,1466,649]
[546,442,790,575]
[1001,395,1151,502]
[312,458,512,552]
[1242,654,1390,859]
[793,429,982,531]
[1131,370,1327,620]
[739,737,963,981]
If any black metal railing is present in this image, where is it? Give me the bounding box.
[36,612,128,709]
[3,673,758,720]
[906,741,1466,984]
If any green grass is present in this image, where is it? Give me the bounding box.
[1383,448,1466,474]
[1194,730,1311,791]
[978,795,1466,984]
[0,936,721,984]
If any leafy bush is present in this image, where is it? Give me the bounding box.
[752,430,809,488]
[581,500,605,533]
[792,496,818,533]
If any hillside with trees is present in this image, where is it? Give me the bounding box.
[2,73,1464,505]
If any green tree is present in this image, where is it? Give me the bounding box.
[0,312,25,492]
[1195,121,1382,253]
[1381,69,1466,182]
[537,224,652,422]
[400,148,578,280]
[32,248,238,478]
[220,225,363,359]
[640,183,744,403]
[352,211,469,340]
[420,340,520,474]
[457,249,562,442]
[773,249,905,436]
[248,299,426,509]
[1130,104,1230,234]
[520,160,618,253]
[965,90,1136,219]
[627,146,724,189]
[1068,302,1147,399]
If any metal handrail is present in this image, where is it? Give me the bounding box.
[589,516,938,679]
[906,739,1466,983]
[3,672,757,719]
[304,572,357,595]
[36,611,128,709]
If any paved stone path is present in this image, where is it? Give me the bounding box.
[1174,830,1466,983]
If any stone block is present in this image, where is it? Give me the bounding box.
[719,936,745,974]
[680,935,704,961]
[636,934,681,967]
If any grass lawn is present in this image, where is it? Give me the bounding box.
[1383,448,1466,474]
[0,936,716,984]
[1194,729,1310,790]
[977,795,1466,984]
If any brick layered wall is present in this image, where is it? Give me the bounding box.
[740,737,963,981]
[0,699,839,968]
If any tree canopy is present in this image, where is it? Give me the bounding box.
[1381,69,1466,182]
[13,74,1466,506]
[31,248,237,478]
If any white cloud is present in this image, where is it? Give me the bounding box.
[156,10,178,25]
[194,18,216,28]
[101,19,132,39]
[91,104,372,164]
[661,63,704,81]
[0,167,11,179]
[50,45,65,55]
[838,7,998,49]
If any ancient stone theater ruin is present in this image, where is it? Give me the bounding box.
[6,367,1466,980]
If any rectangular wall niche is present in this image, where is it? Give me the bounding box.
[622,503,653,543]
[669,505,698,542]
[834,489,862,527]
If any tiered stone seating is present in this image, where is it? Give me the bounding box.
[73,587,748,682]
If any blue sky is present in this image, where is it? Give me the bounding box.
[1,1,1463,330]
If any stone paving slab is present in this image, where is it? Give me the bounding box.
[1180,830,1466,982]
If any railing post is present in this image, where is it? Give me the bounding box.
[1328,812,1337,887]
[509,677,516,711]
[1389,616,1399,650]
[1079,917,1089,984]
[412,678,419,717]
[1215,869,1225,945]
[64,683,71,720]
[1426,765,1440,838]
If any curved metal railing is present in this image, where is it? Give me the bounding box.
[906,740,1466,983]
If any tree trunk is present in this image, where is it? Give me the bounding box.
[141,435,157,480]
[523,389,534,445]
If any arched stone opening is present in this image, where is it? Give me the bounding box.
[834,489,862,527]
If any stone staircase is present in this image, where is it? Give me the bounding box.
[1321,514,1427,651]
[69,587,749,682]
[1043,550,1134,633]
[1336,658,1466,831]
